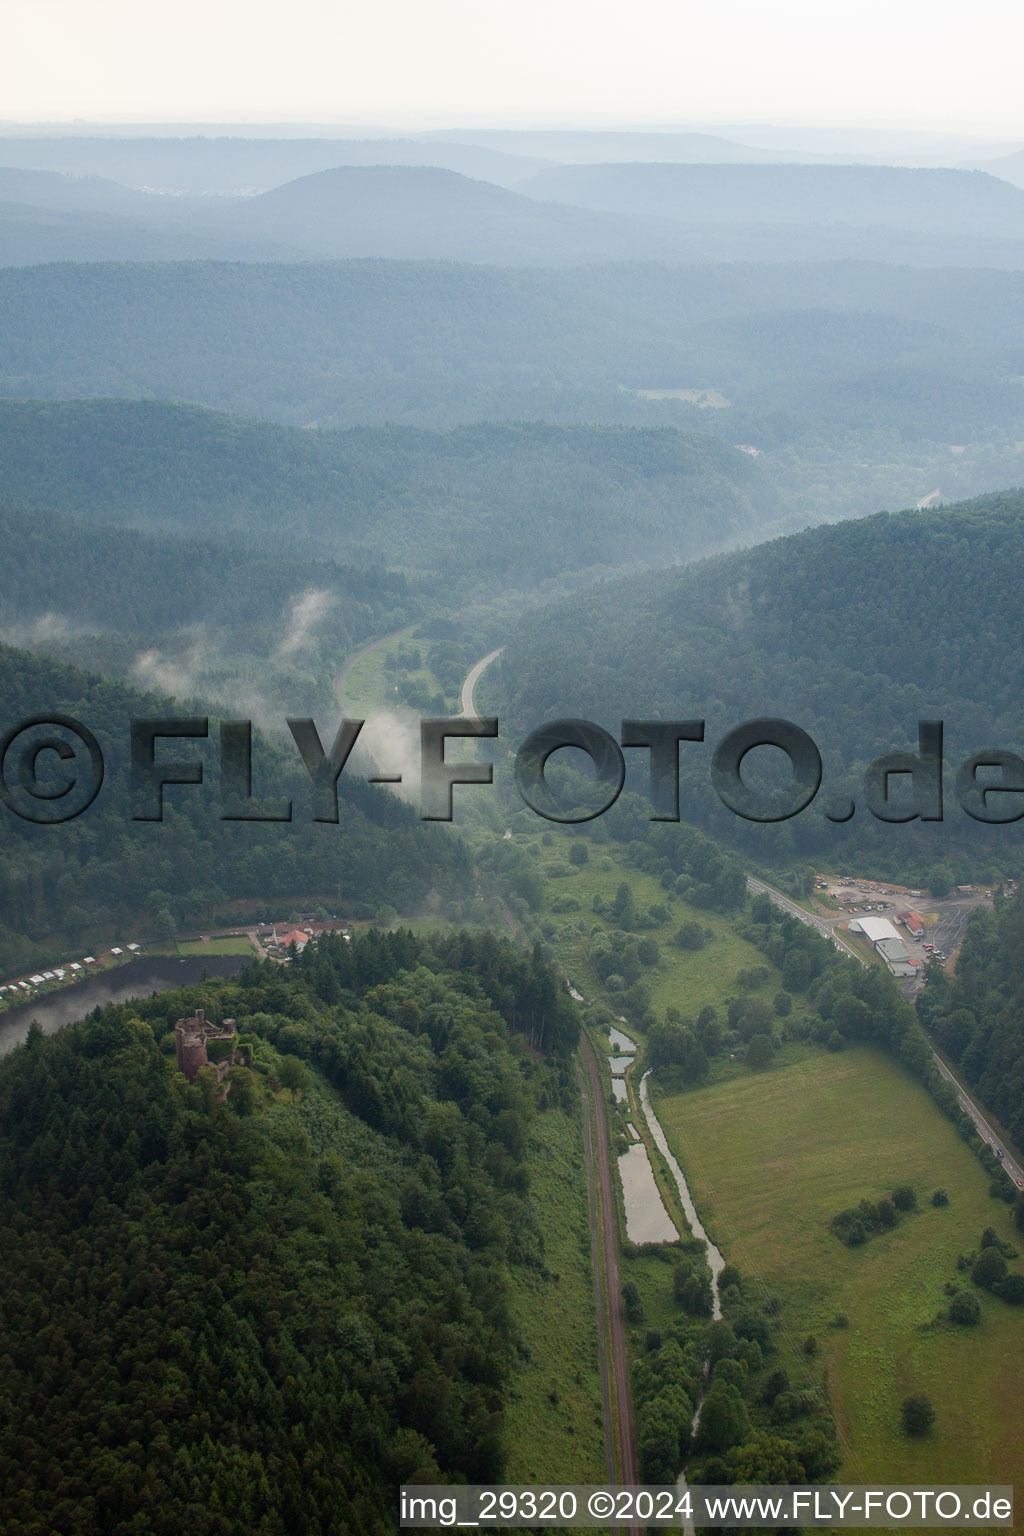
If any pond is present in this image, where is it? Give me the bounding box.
[639,1070,725,1319]
[0,955,249,1056]
[618,1142,678,1244]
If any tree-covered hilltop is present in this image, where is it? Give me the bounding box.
[0,928,579,1535]
[0,401,778,582]
[0,496,419,718]
[0,644,470,975]
[0,497,413,649]
[499,492,1024,882]
[3,259,1024,531]
[2,260,1024,442]
[919,889,1024,1152]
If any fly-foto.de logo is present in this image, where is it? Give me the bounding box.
[1,713,1021,830]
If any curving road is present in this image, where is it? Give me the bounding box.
[457,645,503,722]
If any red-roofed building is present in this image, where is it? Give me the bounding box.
[272,926,310,951]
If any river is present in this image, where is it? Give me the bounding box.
[0,955,248,1056]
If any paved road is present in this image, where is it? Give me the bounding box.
[457,646,503,722]
[748,873,1024,1187]
[746,875,862,961]
[932,1057,1024,1190]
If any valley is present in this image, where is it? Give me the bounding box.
[1,104,1024,1532]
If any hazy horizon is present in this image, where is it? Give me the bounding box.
[5,0,1024,134]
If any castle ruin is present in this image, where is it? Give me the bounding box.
[174,1008,238,1083]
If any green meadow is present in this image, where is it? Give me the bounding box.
[176,935,254,956]
[503,1106,607,1483]
[531,833,780,1025]
[656,1046,1024,1492]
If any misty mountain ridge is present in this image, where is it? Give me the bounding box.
[5,159,1024,267]
[0,400,780,583]
[521,162,1024,237]
[219,164,656,263]
[0,134,551,193]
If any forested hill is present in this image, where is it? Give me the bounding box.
[500,492,1024,882]
[5,159,1024,267]
[0,644,469,977]
[919,889,1024,1151]
[3,261,1024,467]
[521,163,1024,238]
[0,496,413,657]
[0,260,1023,431]
[0,928,579,1534]
[0,402,779,581]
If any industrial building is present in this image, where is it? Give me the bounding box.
[848,916,919,976]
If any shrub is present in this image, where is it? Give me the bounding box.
[746,1034,774,1070]
[971,1247,1008,1290]
[949,1290,981,1325]
[931,1188,949,1207]
[994,1273,1024,1305]
[892,1185,917,1213]
[901,1394,935,1435]
[876,1198,898,1229]
[761,1369,789,1403]
[674,922,705,951]
[622,1280,645,1324]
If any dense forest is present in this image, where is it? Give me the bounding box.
[0,928,579,1534]
[0,496,420,717]
[1,260,1024,450]
[0,401,779,583]
[918,888,1024,1150]
[500,493,1024,882]
[0,645,469,975]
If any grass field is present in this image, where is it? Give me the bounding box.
[534,834,781,1026]
[656,1046,1024,1490]
[177,936,254,956]
[337,625,418,715]
[503,1106,607,1484]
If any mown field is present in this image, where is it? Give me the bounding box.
[656,1046,1024,1491]
[503,1105,608,1484]
[176,935,254,956]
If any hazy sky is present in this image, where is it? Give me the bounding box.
[5,0,1024,133]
